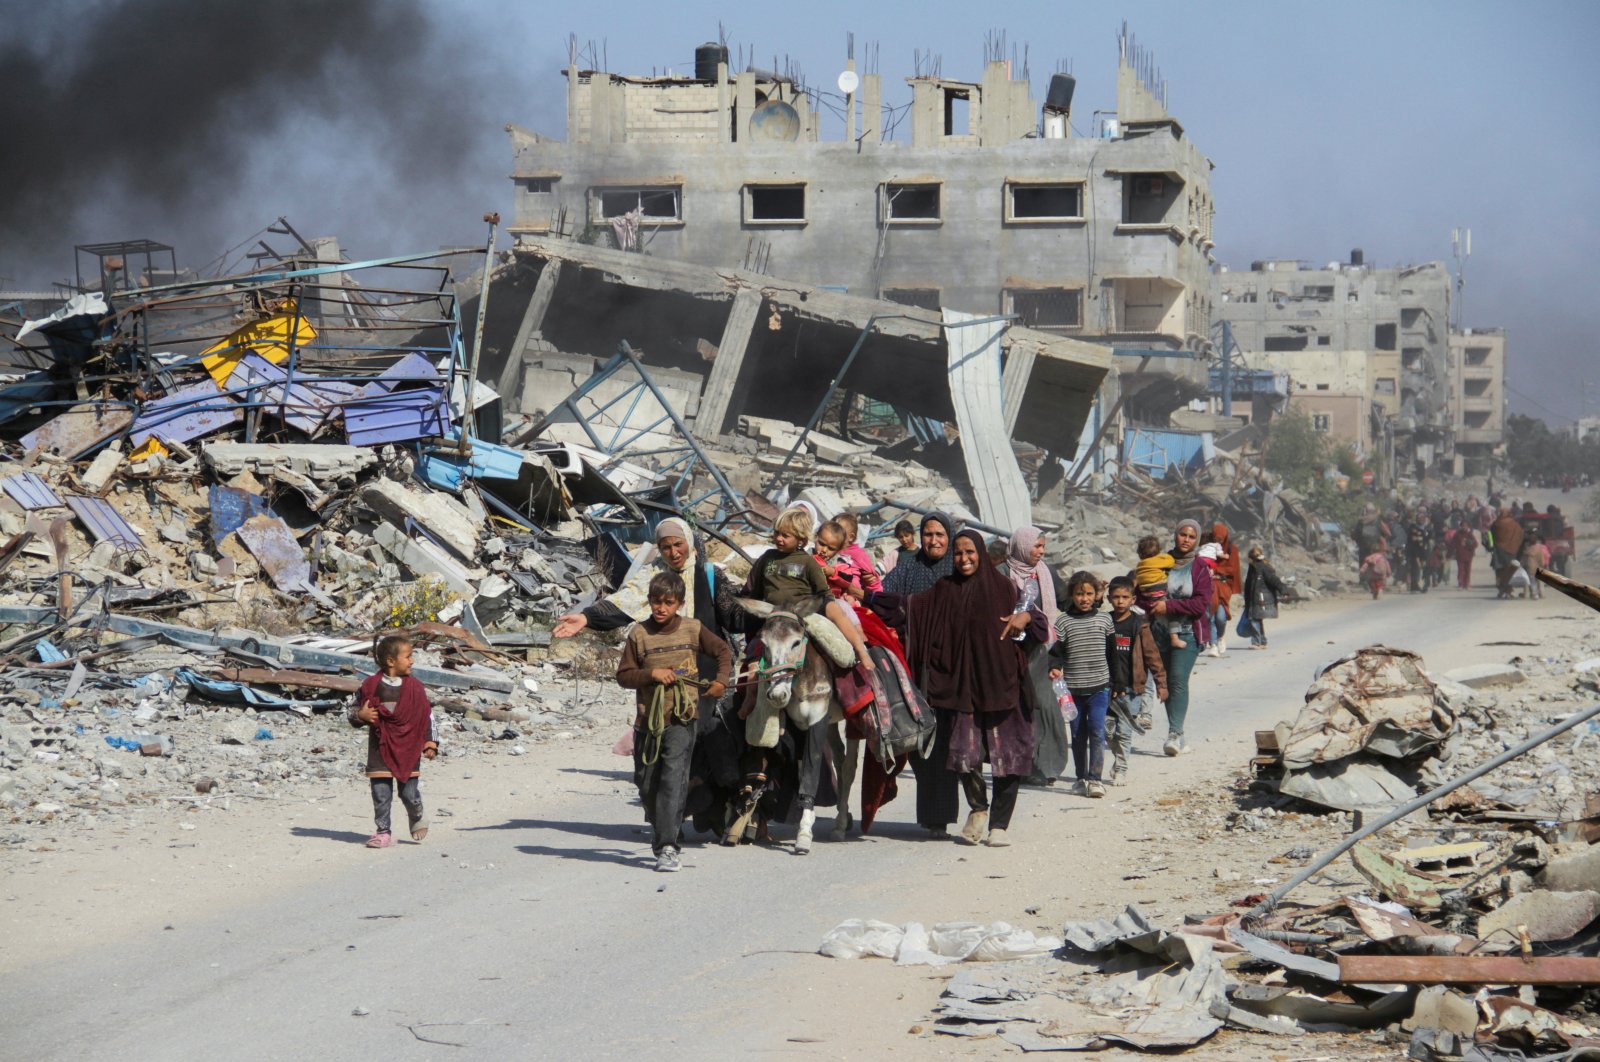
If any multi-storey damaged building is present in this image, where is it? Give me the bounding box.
[1215,254,1454,475]
[1450,327,1507,475]
[498,28,1217,487]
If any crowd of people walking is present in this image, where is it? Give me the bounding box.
[531,507,1278,871]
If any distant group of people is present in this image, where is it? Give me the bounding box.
[1354,495,1566,601]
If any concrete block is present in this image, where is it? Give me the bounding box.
[1540,847,1600,893]
[1477,890,1600,944]
[81,447,124,494]
[372,523,478,596]
[1442,663,1526,689]
[360,479,481,562]
[1402,985,1478,1038]
[807,431,869,464]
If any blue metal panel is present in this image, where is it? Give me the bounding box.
[1,471,63,509]
[65,494,144,550]
[1123,428,1213,476]
[227,352,334,434]
[359,351,441,396]
[417,430,526,491]
[208,484,272,550]
[343,387,450,446]
[129,381,242,446]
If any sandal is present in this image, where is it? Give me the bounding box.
[410,822,429,842]
[365,831,393,848]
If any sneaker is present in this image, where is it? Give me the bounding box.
[1109,769,1128,787]
[1070,779,1089,796]
[1135,711,1154,732]
[656,847,681,872]
[365,831,393,849]
[1163,734,1181,757]
[1086,780,1106,799]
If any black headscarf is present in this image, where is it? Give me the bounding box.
[881,510,955,596]
[906,529,1026,714]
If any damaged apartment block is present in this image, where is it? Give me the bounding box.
[501,26,1219,498]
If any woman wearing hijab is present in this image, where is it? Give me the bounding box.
[1151,519,1212,757]
[1206,523,1240,657]
[1005,526,1067,785]
[907,529,1043,848]
[864,511,960,837]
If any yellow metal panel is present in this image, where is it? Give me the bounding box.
[200,304,316,386]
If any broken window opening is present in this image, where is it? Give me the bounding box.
[882,287,942,311]
[944,89,971,136]
[1007,182,1084,222]
[1464,411,1492,429]
[1402,346,1424,368]
[1264,334,1309,352]
[1121,172,1180,225]
[1464,378,1491,397]
[1316,335,1331,346]
[1005,287,1083,331]
[1374,323,1398,350]
[1314,383,1330,391]
[595,186,682,222]
[1311,413,1332,433]
[1374,377,1397,396]
[745,184,806,223]
[1465,346,1491,366]
[522,177,557,194]
[1301,284,1334,300]
[1400,307,1423,328]
[884,183,941,222]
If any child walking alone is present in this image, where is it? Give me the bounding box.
[350,634,437,848]
[615,571,732,872]
[1104,577,1166,786]
[1049,570,1115,798]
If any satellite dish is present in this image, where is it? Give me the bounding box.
[749,100,801,142]
[837,70,860,95]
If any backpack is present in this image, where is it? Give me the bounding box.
[851,644,936,769]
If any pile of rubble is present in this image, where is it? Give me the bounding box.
[917,639,1600,1059]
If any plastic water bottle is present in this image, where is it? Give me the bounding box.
[1052,677,1077,723]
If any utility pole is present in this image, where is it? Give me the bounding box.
[1451,227,1471,330]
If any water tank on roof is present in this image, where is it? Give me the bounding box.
[1350,248,1365,266]
[695,42,729,82]
[1044,73,1076,113]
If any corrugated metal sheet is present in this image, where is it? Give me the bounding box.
[129,382,242,446]
[227,353,334,435]
[19,401,133,459]
[1,471,63,510]
[343,387,449,446]
[64,494,144,551]
[943,309,1031,532]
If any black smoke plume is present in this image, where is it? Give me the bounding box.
[0,0,500,284]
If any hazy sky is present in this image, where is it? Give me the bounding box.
[5,0,1595,423]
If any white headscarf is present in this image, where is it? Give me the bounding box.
[609,519,700,621]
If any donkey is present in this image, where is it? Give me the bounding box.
[738,601,861,853]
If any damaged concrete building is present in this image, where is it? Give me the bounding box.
[1215,254,1455,477]
[1449,327,1507,476]
[500,27,1217,489]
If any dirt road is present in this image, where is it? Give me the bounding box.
[4,542,1591,1060]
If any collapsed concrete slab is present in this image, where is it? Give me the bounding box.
[203,442,378,480]
[479,235,1113,460]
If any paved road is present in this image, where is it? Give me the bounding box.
[4,577,1578,1061]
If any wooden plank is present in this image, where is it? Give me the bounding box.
[1339,954,1600,986]
[208,668,363,694]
